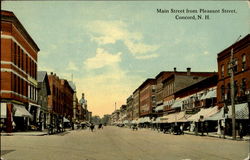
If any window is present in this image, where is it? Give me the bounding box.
[13,42,16,64]
[221,65,225,78]
[226,83,231,100]
[227,63,231,76]
[233,59,238,73]
[221,85,225,101]
[234,81,238,97]
[242,54,246,71]
[241,78,247,96]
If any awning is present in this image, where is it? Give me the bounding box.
[205,108,224,121]
[13,104,33,118]
[171,99,183,109]
[138,117,151,123]
[123,120,129,124]
[131,120,138,124]
[63,117,70,122]
[228,103,249,119]
[200,89,216,100]
[1,103,7,118]
[187,106,219,122]
[29,102,41,108]
[155,104,164,112]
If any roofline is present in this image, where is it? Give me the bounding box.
[1,10,40,52]
[217,34,249,58]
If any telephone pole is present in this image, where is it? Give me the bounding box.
[230,35,241,140]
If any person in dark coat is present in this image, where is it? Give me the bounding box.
[90,123,95,132]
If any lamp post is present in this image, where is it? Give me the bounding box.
[230,35,241,140]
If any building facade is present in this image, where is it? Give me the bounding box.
[132,89,140,120]
[126,95,133,121]
[37,71,51,131]
[217,34,250,108]
[139,79,156,118]
[162,68,216,114]
[1,10,40,132]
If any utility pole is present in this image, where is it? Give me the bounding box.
[230,35,241,140]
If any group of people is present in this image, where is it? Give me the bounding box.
[89,123,103,132]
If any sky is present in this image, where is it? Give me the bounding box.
[2,1,249,117]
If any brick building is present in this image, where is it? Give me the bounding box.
[126,95,133,121]
[47,73,74,131]
[132,89,140,120]
[161,68,216,114]
[138,78,156,118]
[217,34,249,135]
[217,34,250,108]
[1,10,40,132]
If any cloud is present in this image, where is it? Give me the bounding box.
[135,53,159,60]
[124,40,159,55]
[86,20,159,59]
[203,51,209,55]
[67,61,79,71]
[84,48,122,70]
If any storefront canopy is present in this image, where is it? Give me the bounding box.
[63,117,70,122]
[205,108,224,121]
[200,89,216,100]
[1,103,7,118]
[187,106,219,122]
[13,104,33,118]
[171,99,183,109]
[228,103,249,119]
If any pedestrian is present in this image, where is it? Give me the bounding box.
[239,123,243,139]
[180,124,184,135]
[90,123,95,132]
[204,121,209,135]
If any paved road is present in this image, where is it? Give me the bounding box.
[1,126,249,160]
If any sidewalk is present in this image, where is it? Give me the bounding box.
[184,131,250,141]
[0,128,73,136]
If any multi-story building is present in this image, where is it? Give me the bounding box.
[217,34,250,108]
[1,10,40,132]
[162,68,216,114]
[37,71,51,130]
[132,89,140,120]
[60,79,74,121]
[138,78,156,118]
[47,73,74,130]
[217,34,249,134]
[126,95,133,121]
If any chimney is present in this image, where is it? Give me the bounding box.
[187,67,191,76]
[174,67,177,72]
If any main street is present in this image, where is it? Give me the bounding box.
[1,126,249,160]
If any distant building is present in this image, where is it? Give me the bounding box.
[132,89,140,120]
[126,95,133,121]
[37,71,51,130]
[138,79,156,118]
[161,68,216,114]
[0,10,40,132]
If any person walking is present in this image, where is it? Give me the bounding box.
[90,123,95,132]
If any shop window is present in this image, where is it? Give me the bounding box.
[242,54,246,71]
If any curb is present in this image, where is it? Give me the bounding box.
[184,131,250,141]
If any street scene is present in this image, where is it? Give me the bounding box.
[1,1,250,160]
[1,126,249,160]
